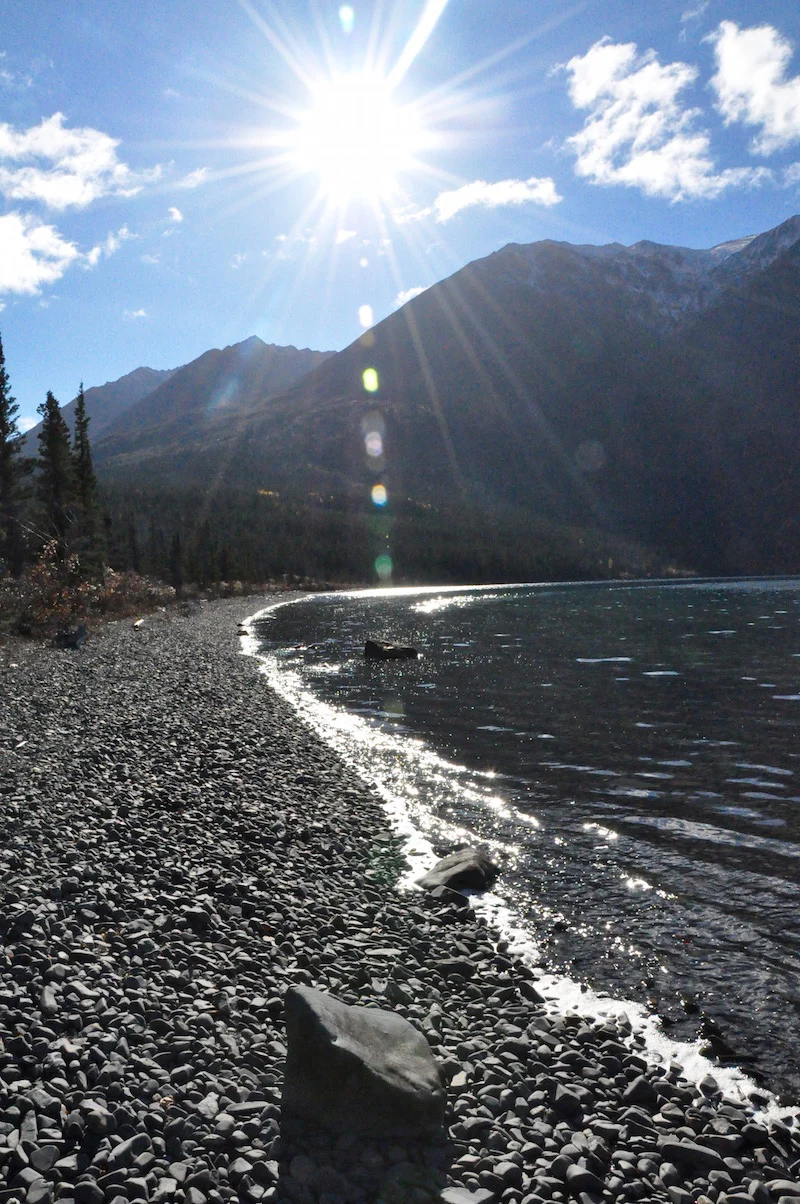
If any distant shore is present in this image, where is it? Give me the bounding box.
[1,597,798,1204]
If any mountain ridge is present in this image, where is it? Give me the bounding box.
[94,336,334,462]
[89,213,800,578]
[21,364,178,450]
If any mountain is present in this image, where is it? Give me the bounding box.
[94,336,333,468]
[94,215,800,579]
[22,364,177,450]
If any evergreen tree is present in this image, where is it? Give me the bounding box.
[37,390,75,560]
[0,334,30,574]
[71,384,104,573]
[72,384,97,511]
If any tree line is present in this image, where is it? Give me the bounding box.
[1,332,666,596]
[0,334,103,578]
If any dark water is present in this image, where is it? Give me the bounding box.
[253,580,800,1101]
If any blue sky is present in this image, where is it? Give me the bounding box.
[1,0,800,428]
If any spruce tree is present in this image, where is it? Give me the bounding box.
[37,390,75,561]
[71,384,104,573]
[0,334,29,574]
[72,385,96,511]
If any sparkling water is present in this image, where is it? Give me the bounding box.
[251,579,800,1101]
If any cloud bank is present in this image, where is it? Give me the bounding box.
[0,112,161,210]
[564,37,769,201]
[434,177,561,222]
[0,213,134,297]
[0,212,80,295]
[395,176,561,226]
[710,21,800,154]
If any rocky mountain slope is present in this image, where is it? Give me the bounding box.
[92,215,800,576]
[22,365,176,449]
[94,337,334,466]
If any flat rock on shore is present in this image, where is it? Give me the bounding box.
[0,599,798,1204]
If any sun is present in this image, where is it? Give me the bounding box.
[292,73,423,203]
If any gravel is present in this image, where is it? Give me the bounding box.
[1,597,798,1204]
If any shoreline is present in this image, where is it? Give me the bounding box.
[243,591,800,1115]
[1,596,798,1204]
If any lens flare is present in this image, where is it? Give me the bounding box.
[375,553,393,580]
[363,367,379,392]
[371,483,388,506]
[338,5,355,34]
[359,304,373,328]
[365,431,383,457]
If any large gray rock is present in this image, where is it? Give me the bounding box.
[416,848,499,893]
[282,986,445,1136]
[364,639,419,660]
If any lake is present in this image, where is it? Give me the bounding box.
[251,579,800,1102]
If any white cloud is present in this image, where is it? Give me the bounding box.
[177,167,208,189]
[392,200,433,224]
[18,414,38,432]
[141,251,161,265]
[0,112,161,210]
[680,1,709,39]
[395,178,561,227]
[0,52,33,91]
[0,211,80,295]
[710,21,800,155]
[231,252,247,269]
[168,206,183,223]
[335,228,357,244]
[0,66,29,89]
[394,285,428,306]
[273,229,318,260]
[564,37,769,201]
[434,176,561,222]
[785,161,800,185]
[123,308,147,320]
[84,225,135,269]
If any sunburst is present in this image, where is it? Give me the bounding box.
[291,72,424,203]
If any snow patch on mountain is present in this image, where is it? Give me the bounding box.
[513,214,800,324]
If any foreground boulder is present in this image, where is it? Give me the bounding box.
[417,847,499,893]
[283,986,445,1136]
[364,639,419,660]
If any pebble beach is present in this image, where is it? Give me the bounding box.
[1,596,799,1204]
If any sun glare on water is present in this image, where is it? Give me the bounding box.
[293,74,423,202]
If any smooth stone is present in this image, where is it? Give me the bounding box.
[282,986,445,1137]
[152,1179,178,1203]
[565,1166,605,1196]
[658,1138,725,1174]
[417,849,499,893]
[623,1077,659,1107]
[106,1132,151,1171]
[29,1146,60,1174]
[440,1188,497,1204]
